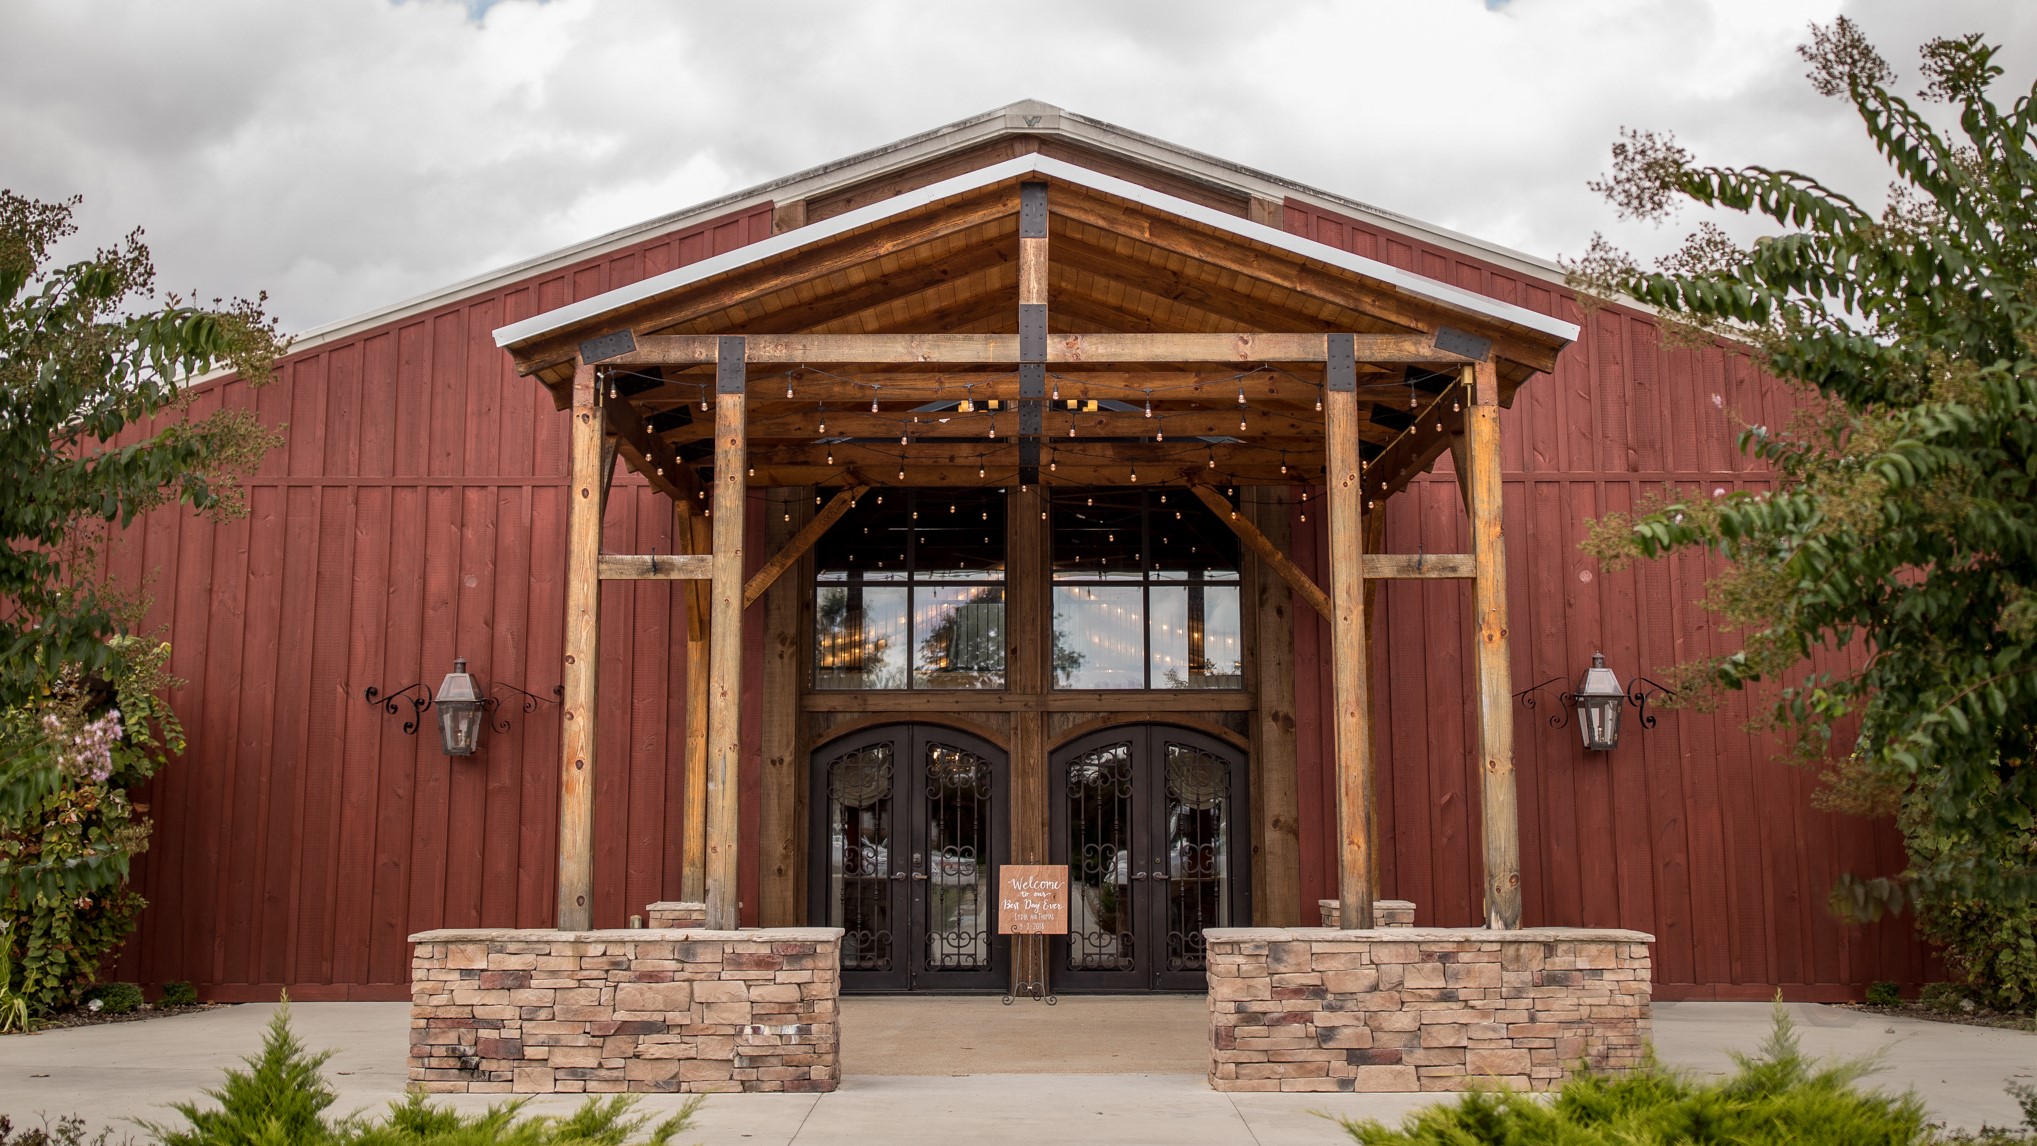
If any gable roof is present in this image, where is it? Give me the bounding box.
[494,153,1577,359]
[283,99,1574,360]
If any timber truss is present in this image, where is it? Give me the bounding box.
[496,157,1576,934]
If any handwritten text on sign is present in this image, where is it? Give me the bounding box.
[998,865,1069,935]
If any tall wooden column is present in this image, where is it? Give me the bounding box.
[759,486,812,925]
[1246,487,1302,925]
[679,508,710,903]
[557,362,603,930]
[705,337,748,929]
[1008,483,1048,864]
[1323,334,1376,930]
[1465,359,1522,929]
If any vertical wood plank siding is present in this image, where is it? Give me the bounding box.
[108,207,773,1000]
[1282,199,1929,1001]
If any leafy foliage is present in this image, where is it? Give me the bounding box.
[1868,980,1903,1007]
[0,191,284,709]
[160,980,197,1008]
[1568,20,2037,1006]
[1,639,181,1013]
[135,1001,699,1145]
[84,980,142,1015]
[1343,1003,2032,1145]
[0,1115,130,1146]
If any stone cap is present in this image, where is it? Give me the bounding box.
[408,927,845,943]
[1205,926,1657,943]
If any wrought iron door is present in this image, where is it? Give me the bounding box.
[809,725,1006,993]
[1050,725,1248,992]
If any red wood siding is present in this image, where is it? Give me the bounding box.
[107,206,774,1000]
[1283,199,1930,1001]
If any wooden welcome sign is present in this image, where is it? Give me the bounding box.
[997,865,1069,934]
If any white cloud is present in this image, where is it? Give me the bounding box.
[2,0,2030,331]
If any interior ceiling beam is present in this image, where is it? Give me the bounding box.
[692,236,1020,338]
[1049,233,1355,336]
[741,463,1312,487]
[661,406,1347,445]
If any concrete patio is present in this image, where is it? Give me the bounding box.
[0,998,2029,1143]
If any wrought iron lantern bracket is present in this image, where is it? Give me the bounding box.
[363,682,433,735]
[1511,676,1578,730]
[1626,677,1676,729]
[484,682,566,734]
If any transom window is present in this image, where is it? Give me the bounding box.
[1050,489,1243,690]
[813,490,1006,690]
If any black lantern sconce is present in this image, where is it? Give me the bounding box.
[1513,651,1674,753]
[365,660,562,757]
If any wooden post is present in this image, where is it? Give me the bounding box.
[1246,488,1302,926]
[1008,483,1048,865]
[557,362,603,930]
[679,508,710,905]
[705,337,747,930]
[1465,360,1522,930]
[758,486,810,926]
[1324,334,1375,930]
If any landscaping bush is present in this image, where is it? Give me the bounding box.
[134,1001,698,1145]
[1868,980,1904,1008]
[84,982,142,1016]
[159,981,197,1008]
[1921,982,1973,1014]
[0,1114,128,1146]
[1342,1004,2036,1145]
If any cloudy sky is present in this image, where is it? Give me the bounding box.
[3,0,2030,334]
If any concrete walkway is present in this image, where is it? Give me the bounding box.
[0,999,2029,1142]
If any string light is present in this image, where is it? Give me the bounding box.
[1315,393,1323,412]
[787,375,795,399]
[1144,391,1153,418]
[871,386,880,414]
[1280,451,1289,475]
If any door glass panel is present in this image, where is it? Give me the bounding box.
[1163,741,1230,972]
[922,741,994,972]
[1066,741,1136,971]
[913,586,1005,689]
[815,584,908,689]
[1052,586,1144,688]
[825,742,895,971]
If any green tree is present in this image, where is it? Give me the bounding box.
[1569,21,2037,1007]
[0,190,283,706]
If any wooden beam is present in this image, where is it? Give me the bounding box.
[1246,487,1302,926]
[705,337,748,930]
[1466,359,1522,930]
[742,485,865,609]
[1190,484,1332,621]
[597,553,714,580]
[606,332,1465,367]
[680,508,709,904]
[557,363,603,931]
[1324,336,1376,930]
[603,381,701,505]
[1007,483,1049,865]
[758,487,810,926]
[667,406,1345,445]
[1364,553,1475,579]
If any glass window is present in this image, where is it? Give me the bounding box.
[1051,489,1243,690]
[815,490,1005,690]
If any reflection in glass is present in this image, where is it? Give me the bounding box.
[814,584,907,689]
[1052,586,1145,689]
[914,587,1005,689]
[1066,742,1135,971]
[1149,583,1243,689]
[826,742,896,972]
[923,742,994,971]
[1164,741,1230,972]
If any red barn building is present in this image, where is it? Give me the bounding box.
[104,102,1924,1002]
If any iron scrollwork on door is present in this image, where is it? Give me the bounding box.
[1066,741,1137,972]
[921,741,994,973]
[1162,741,1231,972]
[826,742,896,972]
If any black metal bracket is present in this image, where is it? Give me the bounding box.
[1511,677,1578,729]
[485,682,565,735]
[364,683,432,735]
[1626,677,1676,729]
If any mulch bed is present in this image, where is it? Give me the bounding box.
[1842,1002,2036,1033]
[24,1001,229,1032]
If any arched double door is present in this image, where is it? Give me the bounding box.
[808,724,1006,993]
[1052,725,1250,993]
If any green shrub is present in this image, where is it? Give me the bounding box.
[0,1114,129,1145]
[1868,980,1904,1008]
[159,981,197,1008]
[1345,1003,1946,1145]
[84,982,142,1016]
[1921,981,1972,1013]
[134,999,698,1145]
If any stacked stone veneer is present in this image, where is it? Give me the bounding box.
[644,902,706,929]
[410,927,841,1094]
[1207,927,1653,1093]
[1318,899,1417,928]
